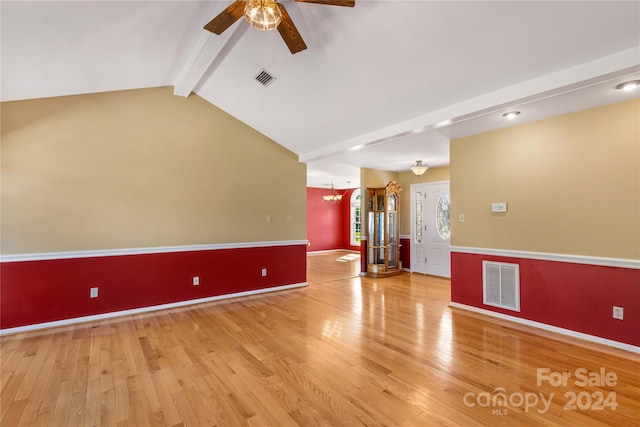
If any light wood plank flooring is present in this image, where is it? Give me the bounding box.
[1,250,638,426]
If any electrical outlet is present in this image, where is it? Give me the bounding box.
[261,268,267,277]
[459,214,465,223]
[90,287,98,298]
[193,276,200,286]
[266,215,271,222]
[612,306,624,320]
[287,215,294,222]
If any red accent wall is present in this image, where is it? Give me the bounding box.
[1,244,306,329]
[451,252,640,346]
[307,188,360,252]
[400,237,411,269]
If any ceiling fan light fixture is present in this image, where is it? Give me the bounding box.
[410,160,429,176]
[245,0,281,31]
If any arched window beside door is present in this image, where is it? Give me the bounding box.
[350,189,361,246]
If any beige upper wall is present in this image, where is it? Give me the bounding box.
[450,99,640,260]
[361,167,399,190]
[1,87,307,254]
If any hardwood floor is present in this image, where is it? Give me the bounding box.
[1,250,638,426]
[306,251,362,285]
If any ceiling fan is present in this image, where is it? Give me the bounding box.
[203,0,355,54]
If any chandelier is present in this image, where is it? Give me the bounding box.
[323,182,344,204]
[410,160,429,176]
[244,0,282,31]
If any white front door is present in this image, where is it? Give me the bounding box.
[410,182,451,278]
[425,182,451,277]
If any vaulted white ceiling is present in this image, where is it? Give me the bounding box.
[2,1,639,188]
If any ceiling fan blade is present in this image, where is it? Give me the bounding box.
[203,1,246,35]
[293,0,355,7]
[276,4,307,54]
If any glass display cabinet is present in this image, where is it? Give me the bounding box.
[366,181,402,277]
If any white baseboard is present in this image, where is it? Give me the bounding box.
[449,302,640,354]
[307,249,360,255]
[0,282,307,336]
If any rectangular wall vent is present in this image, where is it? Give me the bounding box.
[254,69,276,87]
[483,261,520,311]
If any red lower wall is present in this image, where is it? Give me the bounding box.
[400,237,411,269]
[1,244,307,329]
[451,252,640,347]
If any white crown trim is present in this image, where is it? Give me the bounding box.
[450,246,640,269]
[0,240,309,263]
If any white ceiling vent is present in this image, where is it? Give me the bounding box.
[483,261,520,312]
[254,69,276,87]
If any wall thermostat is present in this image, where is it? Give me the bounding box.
[491,202,508,212]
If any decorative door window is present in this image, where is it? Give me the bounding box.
[436,194,451,240]
[415,192,423,244]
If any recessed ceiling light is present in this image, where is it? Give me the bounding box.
[436,119,452,127]
[502,111,521,120]
[616,80,640,91]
